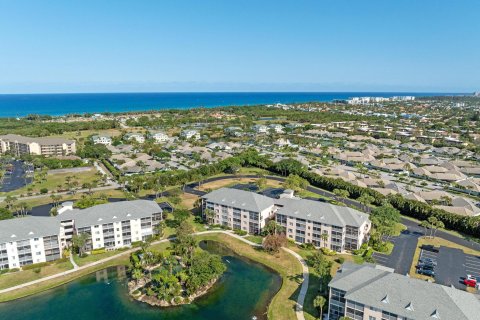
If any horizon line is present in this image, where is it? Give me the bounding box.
[0,90,471,96]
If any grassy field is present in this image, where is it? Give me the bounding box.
[198,177,282,191]
[245,235,264,244]
[48,128,123,140]
[0,259,73,291]
[73,249,129,267]
[1,168,99,197]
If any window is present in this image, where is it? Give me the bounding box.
[381,311,397,320]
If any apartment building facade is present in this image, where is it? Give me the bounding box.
[201,188,370,252]
[0,134,76,156]
[275,198,371,252]
[201,188,276,234]
[0,200,162,270]
[0,217,62,270]
[58,200,163,251]
[328,262,480,320]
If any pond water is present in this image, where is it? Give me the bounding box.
[0,241,282,320]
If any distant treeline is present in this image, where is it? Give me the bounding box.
[0,119,119,137]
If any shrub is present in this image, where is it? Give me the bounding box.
[300,243,316,250]
[22,262,50,270]
[335,257,345,264]
[234,229,248,236]
[40,188,48,194]
[131,241,143,248]
[91,248,106,255]
[32,267,42,274]
[320,247,336,256]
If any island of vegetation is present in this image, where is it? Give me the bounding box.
[127,221,226,306]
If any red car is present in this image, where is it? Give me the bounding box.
[464,275,478,287]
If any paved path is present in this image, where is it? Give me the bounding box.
[69,252,79,270]
[283,247,309,320]
[0,230,310,320]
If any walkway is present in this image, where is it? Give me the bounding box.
[69,253,79,270]
[0,230,310,320]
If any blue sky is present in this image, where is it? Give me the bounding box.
[0,0,478,93]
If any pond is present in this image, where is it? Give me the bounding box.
[0,240,282,320]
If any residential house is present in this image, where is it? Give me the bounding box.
[91,135,112,145]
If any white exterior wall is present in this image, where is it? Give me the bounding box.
[30,237,47,264]
[113,221,123,247]
[130,219,143,242]
[91,225,104,249]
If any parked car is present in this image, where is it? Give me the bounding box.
[417,268,435,277]
[416,264,435,270]
[464,275,478,287]
[421,245,439,253]
[418,258,437,266]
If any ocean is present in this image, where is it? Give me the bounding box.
[0,92,458,117]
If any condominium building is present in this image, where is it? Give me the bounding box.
[0,217,62,269]
[0,134,76,156]
[275,198,371,252]
[58,200,163,251]
[0,200,162,270]
[202,188,371,252]
[328,262,480,320]
[201,188,276,234]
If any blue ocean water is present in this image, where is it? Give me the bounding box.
[0,92,459,117]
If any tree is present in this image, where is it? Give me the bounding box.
[255,177,267,190]
[263,220,285,235]
[357,193,374,206]
[173,209,190,223]
[4,195,17,210]
[131,268,143,286]
[0,208,13,220]
[313,295,326,320]
[333,188,350,198]
[263,234,287,253]
[72,233,91,256]
[204,208,215,225]
[154,221,166,238]
[283,174,309,192]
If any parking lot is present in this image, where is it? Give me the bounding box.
[0,160,33,192]
[372,229,421,275]
[417,246,480,289]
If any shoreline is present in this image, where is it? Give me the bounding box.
[0,91,452,118]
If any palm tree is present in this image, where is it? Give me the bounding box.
[131,268,143,286]
[204,208,215,225]
[313,295,326,319]
[321,233,329,248]
[4,195,17,210]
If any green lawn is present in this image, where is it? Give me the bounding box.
[0,259,73,291]
[73,249,129,267]
[245,235,264,244]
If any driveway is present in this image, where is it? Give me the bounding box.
[373,229,422,275]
